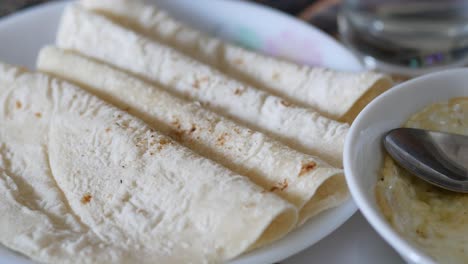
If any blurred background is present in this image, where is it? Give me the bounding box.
[0,0,341,35]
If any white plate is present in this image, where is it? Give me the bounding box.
[0,1,359,263]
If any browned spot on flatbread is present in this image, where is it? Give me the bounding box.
[169,119,184,141]
[157,138,172,151]
[105,128,111,133]
[192,76,209,89]
[159,138,171,145]
[171,119,181,130]
[269,179,289,192]
[200,101,211,108]
[35,112,42,118]
[81,193,92,204]
[280,100,292,107]
[299,161,317,176]
[216,132,228,146]
[188,124,197,133]
[15,101,22,109]
[234,87,245,96]
[173,130,185,141]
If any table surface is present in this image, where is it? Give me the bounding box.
[0,1,405,263]
[285,212,403,264]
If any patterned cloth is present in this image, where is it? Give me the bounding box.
[0,0,341,35]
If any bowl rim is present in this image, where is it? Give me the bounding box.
[344,68,468,264]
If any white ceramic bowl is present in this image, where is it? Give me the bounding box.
[343,69,468,264]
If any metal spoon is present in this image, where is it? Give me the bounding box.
[383,128,468,193]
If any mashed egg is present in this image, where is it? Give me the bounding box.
[376,97,468,263]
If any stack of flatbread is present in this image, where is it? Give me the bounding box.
[0,1,392,263]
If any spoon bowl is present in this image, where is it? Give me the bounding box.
[384,128,468,193]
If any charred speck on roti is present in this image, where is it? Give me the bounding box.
[269,179,289,192]
[280,100,292,107]
[188,124,197,133]
[171,119,181,130]
[216,133,228,146]
[299,162,317,176]
[170,130,184,141]
[200,101,211,108]
[15,101,22,109]
[234,87,245,96]
[81,193,92,204]
[192,76,209,89]
[157,138,171,151]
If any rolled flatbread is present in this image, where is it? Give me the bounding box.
[56,6,349,167]
[37,46,349,224]
[0,64,129,264]
[0,62,297,263]
[80,0,393,123]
